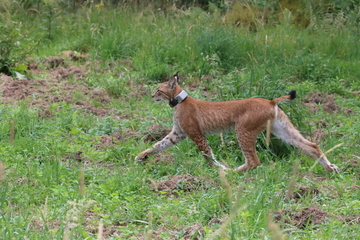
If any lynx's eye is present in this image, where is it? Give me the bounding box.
[156,89,164,94]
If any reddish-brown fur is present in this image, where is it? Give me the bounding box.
[135,74,339,173]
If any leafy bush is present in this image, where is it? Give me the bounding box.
[0,16,32,76]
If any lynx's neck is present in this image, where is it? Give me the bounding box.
[169,90,188,108]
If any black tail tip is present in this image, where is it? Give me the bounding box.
[289,90,296,100]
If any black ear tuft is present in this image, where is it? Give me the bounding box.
[288,90,296,100]
[174,71,180,83]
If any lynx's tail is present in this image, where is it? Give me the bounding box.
[271,90,296,105]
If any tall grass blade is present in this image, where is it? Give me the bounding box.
[79,169,85,196]
[209,170,245,240]
[97,222,103,240]
[268,214,285,240]
[286,160,299,200]
[219,168,232,201]
[144,211,153,240]
[0,161,5,182]
[266,120,271,147]
[9,120,15,144]
[309,143,344,172]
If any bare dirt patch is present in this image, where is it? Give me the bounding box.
[149,175,217,198]
[84,211,123,239]
[61,151,93,168]
[127,80,149,99]
[293,186,319,202]
[274,206,328,229]
[303,102,320,114]
[149,152,176,165]
[315,120,328,128]
[182,224,204,239]
[31,210,123,239]
[306,129,327,143]
[92,129,145,151]
[0,62,114,119]
[143,124,171,142]
[304,92,339,113]
[62,151,86,162]
[142,226,178,240]
[72,100,107,117]
[95,132,123,149]
[299,172,327,182]
[62,50,90,62]
[341,156,360,174]
[30,218,61,232]
[337,215,360,225]
[141,224,205,240]
[50,66,85,80]
[44,56,66,69]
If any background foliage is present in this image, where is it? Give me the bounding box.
[0,0,359,239]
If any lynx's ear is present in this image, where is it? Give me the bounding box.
[174,71,180,83]
[168,71,180,89]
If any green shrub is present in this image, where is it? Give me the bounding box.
[0,16,32,76]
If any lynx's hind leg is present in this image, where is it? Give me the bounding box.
[271,109,340,173]
[235,129,262,172]
[135,125,186,162]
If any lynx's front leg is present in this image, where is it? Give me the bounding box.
[186,133,230,171]
[135,126,186,162]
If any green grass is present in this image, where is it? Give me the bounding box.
[1,2,360,239]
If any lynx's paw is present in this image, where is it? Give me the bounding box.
[135,149,153,162]
[327,164,340,173]
[210,160,231,171]
[135,155,146,162]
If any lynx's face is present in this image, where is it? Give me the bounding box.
[152,82,171,103]
[152,89,167,103]
[152,78,177,103]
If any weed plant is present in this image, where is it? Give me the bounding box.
[0,1,360,239]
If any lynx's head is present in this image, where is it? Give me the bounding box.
[152,72,186,107]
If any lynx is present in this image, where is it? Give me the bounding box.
[135,73,339,173]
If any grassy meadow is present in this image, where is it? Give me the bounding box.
[1,1,360,239]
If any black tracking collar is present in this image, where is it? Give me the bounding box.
[169,90,188,108]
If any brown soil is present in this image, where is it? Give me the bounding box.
[0,55,116,120]
[293,186,319,201]
[62,151,85,162]
[306,129,327,143]
[341,156,360,174]
[44,56,66,68]
[61,151,92,167]
[72,100,108,117]
[304,92,339,113]
[84,211,123,239]
[303,102,320,114]
[274,206,328,229]
[31,210,123,238]
[95,132,123,149]
[143,124,171,142]
[337,215,360,225]
[299,172,327,182]
[208,218,223,226]
[315,120,328,128]
[149,175,216,198]
[182,224,204,239]
[141,224,204,240]
[62,50,90,62]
